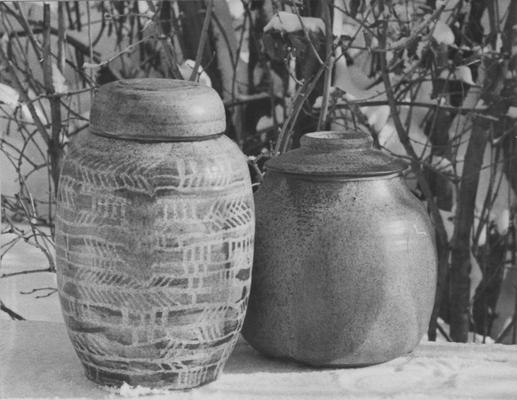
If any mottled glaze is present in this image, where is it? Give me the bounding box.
[56,79,254,389]
[242,131,436,367]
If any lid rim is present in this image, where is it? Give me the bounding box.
[301,130,373,150]
[266,165,405,178]
[90,128,225,143]
[265,168,404,180]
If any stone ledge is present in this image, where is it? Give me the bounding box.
[2,320,517,399]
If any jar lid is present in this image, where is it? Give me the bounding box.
[89,79,226,141]
[265,131,407,178]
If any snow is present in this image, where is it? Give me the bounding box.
[263,12,325,35]
[2,319,517,400]
[432,20,455,46]
[106,382,172,397]
[177,59,212,88]
[0,82,19,108]
[0,233,62,323]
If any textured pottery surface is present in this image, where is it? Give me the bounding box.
[55,79,254,389]
[242,131,437,367]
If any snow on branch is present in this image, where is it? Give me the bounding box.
[263,11,325,35]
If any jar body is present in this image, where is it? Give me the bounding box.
[242,171,436,366]
[56,131,254,388]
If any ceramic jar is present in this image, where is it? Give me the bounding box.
[56,79,254,389]
[242,130,437,366]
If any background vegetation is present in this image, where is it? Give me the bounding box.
[1,0,517,344]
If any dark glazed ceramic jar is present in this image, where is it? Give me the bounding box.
[56,79,254,389]
[242,130,436,367]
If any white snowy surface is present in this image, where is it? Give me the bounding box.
[0,234,62,323]
[2,320,517,400]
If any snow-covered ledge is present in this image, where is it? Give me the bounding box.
[1,320,517,399]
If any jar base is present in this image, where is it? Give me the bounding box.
[83,362,220,390]
[243,333,417,369]
[255,350,411,369]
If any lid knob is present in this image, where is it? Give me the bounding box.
[90,79,226,141]
[265,129,406,178]
[300,131,373,151]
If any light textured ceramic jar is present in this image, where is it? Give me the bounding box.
[56,79,254,389]
[242,130,437,367]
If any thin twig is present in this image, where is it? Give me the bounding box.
[83,38,148,69]
[317,0,333,131]
[189,0,214,81]
[86,0,94,86]
[247,157,264,183]
[154,1,183,79]
[292,5,324,66]
[57,2,66,72]
[377,0,450,343]
[12,2,43,60]
[437,322,452,342]
[375,5,445,53]
[0,300,25,320]
[275,66,325,154]
[223,92,271,107]
[0,267,53,279]
[42,3,64,193]
[0,45,50,144]
[495,317,515,343]
[378,8,448,235]
[20,287,58,299]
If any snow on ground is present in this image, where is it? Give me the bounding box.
[0,233,62,323]
[2,320,517,400]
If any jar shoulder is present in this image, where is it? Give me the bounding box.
[61,132,250,189]
[255,172,432,229]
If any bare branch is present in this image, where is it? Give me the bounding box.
[0,300,25,320]
[0,267,53,279]
[190,0,214,81]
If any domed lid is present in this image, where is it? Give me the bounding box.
[265,130,407,178]
[89,79,226,141]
